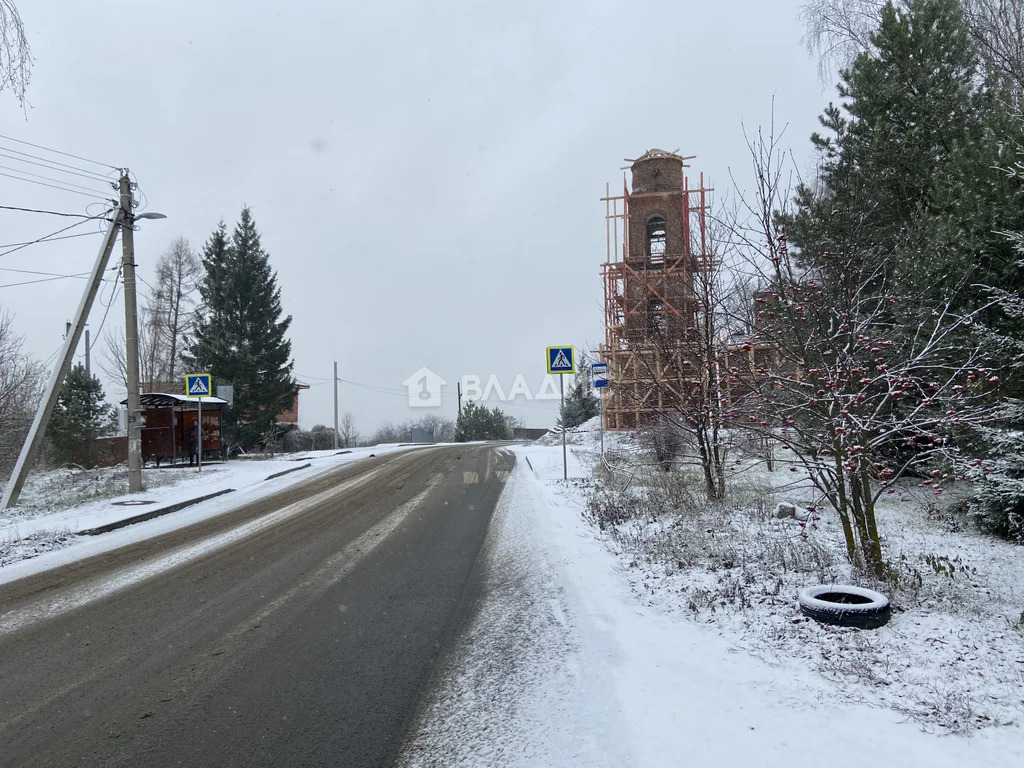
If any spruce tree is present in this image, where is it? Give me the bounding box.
[47,363,115,466]
[189,208,295,448]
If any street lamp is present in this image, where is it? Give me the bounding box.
[120,172,167,494]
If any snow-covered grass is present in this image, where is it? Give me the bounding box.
[0,444,416,574]
[568,423,1024,735]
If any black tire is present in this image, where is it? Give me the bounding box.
[798,585,891,629]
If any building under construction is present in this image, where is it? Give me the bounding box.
[600,149,714,429]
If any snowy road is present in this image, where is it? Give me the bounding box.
[0,445,514,767]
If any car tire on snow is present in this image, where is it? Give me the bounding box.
[797,585,891,630]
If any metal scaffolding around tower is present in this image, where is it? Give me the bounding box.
[599,149,714,430]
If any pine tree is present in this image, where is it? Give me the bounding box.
[969,225,1024,542]
[784,0,990,302]
[189,208,295,448]
[455,401,513,441]
[47,363,115,466]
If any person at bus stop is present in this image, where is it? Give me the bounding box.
[188,423,204,466]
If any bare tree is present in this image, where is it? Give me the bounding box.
[799,0,886,79]
[617,220,732,499]
[415,413,456,443]
[146,237,201,385]
[801,0,1024,96]
[727,120,999,577]
[0,1,31,106]
[339,412,358,448]
[0,310,44,474]
[101,320,161,395]
[963,0,1024,96]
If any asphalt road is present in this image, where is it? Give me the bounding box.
[0,444,514,767]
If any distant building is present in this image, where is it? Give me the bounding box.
[600,149,780,428]
[276,383,310,430]
[600,149,714,429]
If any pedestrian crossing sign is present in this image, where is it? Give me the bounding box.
[185,373,212,399]
[546,346,575,374]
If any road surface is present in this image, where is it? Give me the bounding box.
[0,444,514,767]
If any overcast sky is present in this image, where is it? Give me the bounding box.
[1,0,831,435]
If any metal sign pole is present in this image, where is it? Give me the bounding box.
[599,387,605,456]
[197,397,202,472]
[561,373,567,480]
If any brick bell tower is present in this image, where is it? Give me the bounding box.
[601,148,711,428]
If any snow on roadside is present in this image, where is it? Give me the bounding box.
[401,440,1023,767]
[0,444,417,577]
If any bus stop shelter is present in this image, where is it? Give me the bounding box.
[120,392,229,466]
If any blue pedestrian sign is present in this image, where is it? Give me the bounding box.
[592,362,609,389]
[547,346,575,374]
[185,373,212,399]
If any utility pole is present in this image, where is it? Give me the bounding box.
[333,361,339,450]
[1,207,127,511]
[120,173,143,493]
[457,382,462,416]
[84,328,91,377]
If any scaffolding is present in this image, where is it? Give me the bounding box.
[600,150,714,430]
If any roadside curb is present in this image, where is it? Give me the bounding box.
[263,463,311,481]
[78,488,237,536]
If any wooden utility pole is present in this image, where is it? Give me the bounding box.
[84,329,91,376]
[120,173,143,493]
[457,382,462,416]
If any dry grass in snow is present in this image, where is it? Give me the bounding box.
[575,432,1024,734]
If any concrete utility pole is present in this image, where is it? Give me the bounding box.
[333,361,339,450]
[120,173,144,493]
[1,207,127,511]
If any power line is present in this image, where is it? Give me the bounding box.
[0,133,118,171]
[0,146,113,184]
[0,212,111,259]
[0,204,105,218]
[0,265,90,279]
[0,164,114,198]
[0,230,99,248]
[90,268,123,347]
[0,170,114,201]
[0,272,91,288]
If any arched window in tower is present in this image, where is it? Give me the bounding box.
[648,296,667,334]
[647,216,667,268]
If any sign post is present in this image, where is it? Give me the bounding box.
[547,346,575,480]
[592,362,609,457]
[185,373,212,472]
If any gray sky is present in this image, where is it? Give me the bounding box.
[1,0,829,435]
